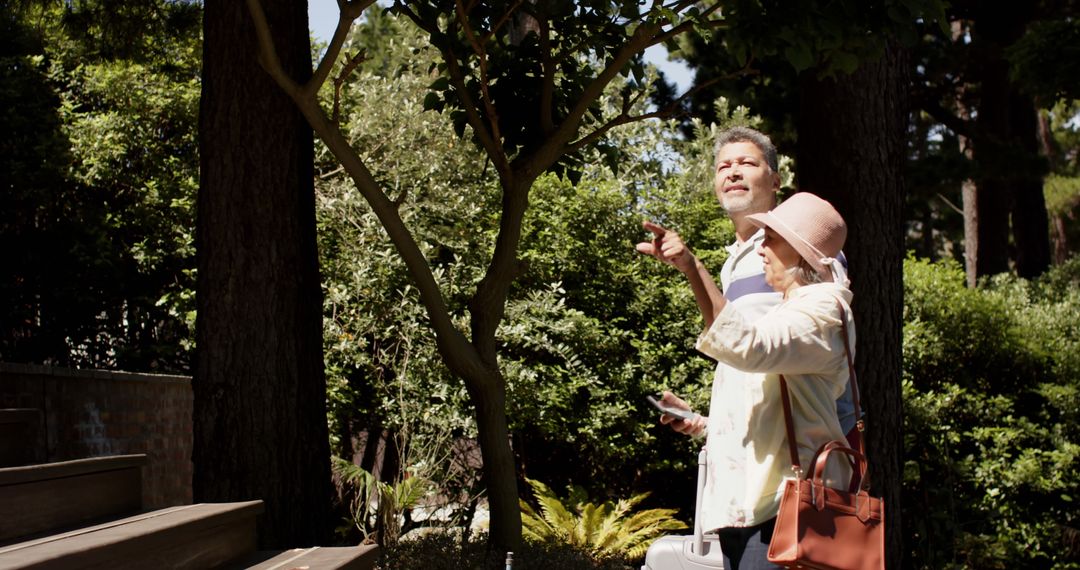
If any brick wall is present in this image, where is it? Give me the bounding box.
[0,363,192,509]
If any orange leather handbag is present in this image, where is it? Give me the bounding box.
[767,306,885,570]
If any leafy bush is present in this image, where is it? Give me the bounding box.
[519,478,687,561]
[333,457,433,546]
[376,531,633,570]
[902,256,1080,569]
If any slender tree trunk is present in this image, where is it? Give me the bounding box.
[195,0,331,548]
[962,177,980,287]
[945,22,983,288]
[1051,214,1072,264]
[796,41,908,569]
[466,371,520,551]
[458,176,532,552]
[1036,108,1072,264]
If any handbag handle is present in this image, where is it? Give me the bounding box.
[811,440,867,490]
[778,299,865,482]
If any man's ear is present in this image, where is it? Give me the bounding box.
[771,171,782,191]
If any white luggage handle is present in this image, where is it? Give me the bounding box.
[693,447,707,556]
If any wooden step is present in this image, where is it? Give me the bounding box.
[0,501,263,570]
[225,545,380,570]
[0,454,147,542]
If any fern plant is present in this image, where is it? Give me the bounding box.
[519,478,688,560]
[332,457,432,545]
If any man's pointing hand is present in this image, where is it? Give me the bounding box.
[635,220,696,274]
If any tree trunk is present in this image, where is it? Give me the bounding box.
[971,4,1047,280]
[195,0,331,548]
[962,177,980,287]
[467,371,521,551]
[796,41,908,569]
[1036,106,1073,265]
[1008,95,1051,279]
[971,59,1014,278]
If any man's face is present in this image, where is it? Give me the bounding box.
[713,141,780,215]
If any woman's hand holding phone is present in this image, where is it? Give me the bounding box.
[648,391,707,437]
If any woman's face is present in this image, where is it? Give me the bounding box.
[758,227,803,294]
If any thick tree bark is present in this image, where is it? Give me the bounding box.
[1008,95,1051,279]
[796,42,908,569]
[971,4,1050,279]
[195,0,331,548]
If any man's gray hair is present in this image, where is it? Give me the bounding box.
[715,126,779,173]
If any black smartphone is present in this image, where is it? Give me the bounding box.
[645,395,696,421]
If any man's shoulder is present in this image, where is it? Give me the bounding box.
[726,239,765,273]
[726,272,775,303]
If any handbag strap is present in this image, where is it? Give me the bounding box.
[778,374,802,478]
[778,298,863,479]
[836,303,864,456]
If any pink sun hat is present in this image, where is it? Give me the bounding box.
[745,192,848,282]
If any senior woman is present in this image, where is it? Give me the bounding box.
[656,192,856,570]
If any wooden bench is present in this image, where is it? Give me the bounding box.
[0,453,379,569]
[0,501,262,570]
[0,454,147,543]
[226,544,380,570]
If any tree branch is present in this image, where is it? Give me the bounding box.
[333,49,367,125]
[648,2,723,48]
[537,15,555,135]
[442,48,514,182]
[454,0,504,147]
[246,0,489,381]
[246,0,302,97]
[525,3,722,172]
[920,99,974,138]
[565,74,725,154]
[527,23,659,170]
[480,0,525,45]
[309,0,375,98]
[396,1,510,180]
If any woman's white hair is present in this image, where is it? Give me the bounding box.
[786,258,827,285]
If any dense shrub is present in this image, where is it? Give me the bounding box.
[902,256,1080,569]
[377,532,633,570]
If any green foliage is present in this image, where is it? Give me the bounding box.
[1007,19,1080,103]
[1,1,200,370]
[333,457,434,546]
[398,0,717,181]
[670,0,947,141]
[519,478,686,562]
[902,256,1080,569]
[1045,100,1080,178]
[53,0,201,64]
[505,97,796,505]
[717,0,945,76]
[318,12,492,534]
[318,13,792,521]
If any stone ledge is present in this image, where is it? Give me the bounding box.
[0,362,190,385]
